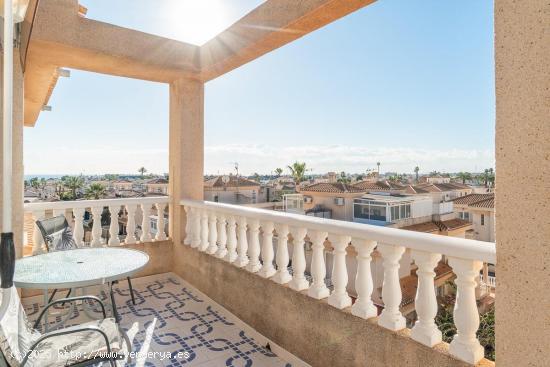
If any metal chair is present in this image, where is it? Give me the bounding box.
[36,215,137,305]
[0,286,131,367]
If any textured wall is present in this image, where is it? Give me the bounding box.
[173,244,489,367]
[495,0,550,365]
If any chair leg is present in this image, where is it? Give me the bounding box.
[47,289,58,304]
[60,289,72,307]
[127,277,136,305]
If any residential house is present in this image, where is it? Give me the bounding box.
[451,193,495,242]
[146,178,169,195]
[204,175,262,204]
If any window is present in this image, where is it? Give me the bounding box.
[459,212,471,221]
[481,214,485,226]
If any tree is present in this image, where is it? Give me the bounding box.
[287,162,308,186]
[64,175,84,198]
[85,183,106,200]
[376,162,381,174]
[138,167,147,177]
[337,171,351,184]
[29,177,39,189]
[414,166,420,182]
[252,172,260,182]
[274,168,283,177]
[457,172,472,184]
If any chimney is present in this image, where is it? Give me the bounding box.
[328,172,337,183]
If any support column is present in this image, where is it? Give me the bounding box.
[495,1,549,365]
[169,79,204,247]
[0,48,24,259]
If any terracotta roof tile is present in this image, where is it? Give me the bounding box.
[300,182,364,194]
[451,193,494,208]
[353,180,405,191]
[204,176,260,188]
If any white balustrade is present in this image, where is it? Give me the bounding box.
[258,221,276,278]
[225,216,238,262]
[216,214,228,259]
[207,212,218,254]
[246,219,262,272]
[24,197,170,250]
[235,216,249,267]
[272,224,291,284]
[448,257,485,364]
[351,238,377,319]
[179,199,496,365]
[377,244,406,331]
[411,251,442,347]
[327,234,351,309]
[308,231,329,299]
[140,203,152,242]
[183,205,191,245]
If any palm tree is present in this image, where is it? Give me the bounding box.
[85,183,106,200]
[274,168,283,177]
[338,171,351,184]
[414,166,420,182]
[376,162,381,174]
[29,177,39,189]
[64,175,84,198]
[287,162,308,186]
[138,167,147,177]
[457,172,472,184]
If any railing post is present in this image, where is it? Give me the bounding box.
[258,221,276,278]
[289,227,309,291]
[351,238,377,319]
[108,205,121,246]
[448,257,484,364]
[140,203,152,242]
[72,208,85,247]
[207,211,218,254]
[156,202,167,241]
[235,216,249,267]
[272,224,291,284]
[246,219,262,272]
[125,204,137,245]
[377,244,406,330]
[225,215,238,262]
[308,230,329,299]
[328,234,352,309]
[216,214,228,259]
[199,209,209,252]
[31,210,45,254]
[190,207,201,248]
[90,206,103,247]
[411,250,442,347]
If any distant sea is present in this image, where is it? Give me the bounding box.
[24,174,65,180]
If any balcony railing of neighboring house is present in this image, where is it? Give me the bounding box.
[180,199,496,365]
[24,197,170,254]
[480,274,496,289]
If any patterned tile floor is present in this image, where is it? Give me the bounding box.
[21,273,300,367]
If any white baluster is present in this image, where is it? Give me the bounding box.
[272,224,291,284]
[327,234,352,309]
[246,219,261,272]
[125,204,137,245]
[224,216,238,262]
[351,238,377,319]
[72,208,85,247]
[190,207,201,248]
[52,208,65,219]
[199,209,209,252]
[108,205,121,246]
[411,251,442,346]
[216,214,228,258]
[258,221,276,278]
[289,227,308,291]
[308,231,329,299]
[377,244,406,330]
[448,257,484,364]
[31,210,45,254]
[140,203,152,242]
[155,202,167,241]
[207,211,218,254]
[183,205,191,244]
[234,216,249,267]
[91,206,103,247]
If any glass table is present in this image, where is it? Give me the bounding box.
[14,247,149,331]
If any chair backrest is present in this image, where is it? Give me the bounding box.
[0,287,40,366]
[35,215,78,252]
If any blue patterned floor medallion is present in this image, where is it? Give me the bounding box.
[22,273,295,366]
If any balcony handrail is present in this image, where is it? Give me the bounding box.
[181,199,496,264]
[24,196,169,211]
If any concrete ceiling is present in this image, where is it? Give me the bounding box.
[24,0,376,126]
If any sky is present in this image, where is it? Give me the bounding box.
[24,0,495,176]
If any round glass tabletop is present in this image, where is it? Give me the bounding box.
[14,247,150,289]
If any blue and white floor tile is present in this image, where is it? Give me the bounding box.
[21,273,301,367]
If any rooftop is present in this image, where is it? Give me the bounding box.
[451,193,494,208]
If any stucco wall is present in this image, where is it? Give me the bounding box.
[172,244,486,367]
